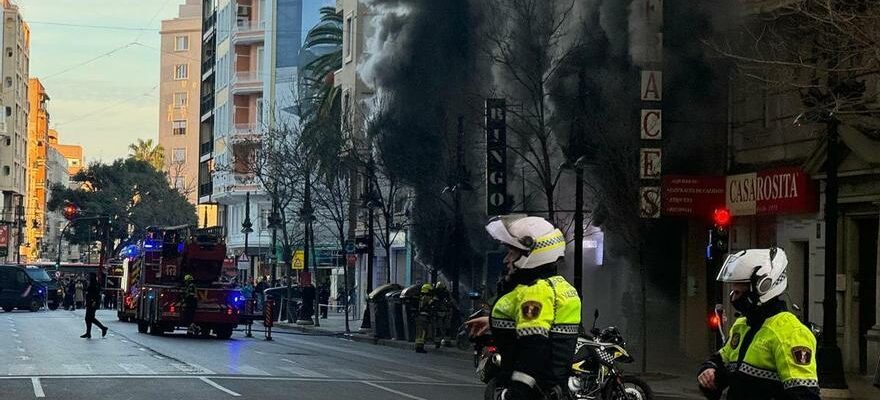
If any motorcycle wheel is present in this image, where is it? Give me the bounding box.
[604,375,654,400]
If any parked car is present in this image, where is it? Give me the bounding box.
[263,286,303,321]
[24,266,60,310]
[0,264,48,312]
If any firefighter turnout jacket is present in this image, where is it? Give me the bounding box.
[490,274,581,389]
[700,300,819,400]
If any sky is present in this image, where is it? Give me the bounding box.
[18,0,331,164]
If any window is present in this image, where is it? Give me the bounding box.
[174,176,185,190]
[345,14,353,60]
[174,64,188,80]
[174,35,189,51]
[2,166,9,175]
[172,120,187,136]
[172,148,186,163]
[173,92,188,108]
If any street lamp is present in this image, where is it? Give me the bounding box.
[560,155,588,297]
[241,192,254,284]
[267,200,281,284]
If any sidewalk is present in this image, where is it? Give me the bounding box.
[268,315,879,399]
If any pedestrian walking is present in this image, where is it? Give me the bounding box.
[75,278,85,309]
[81,273,108,339]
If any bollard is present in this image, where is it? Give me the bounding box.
[263,299,274,341]
[245,298,256,338]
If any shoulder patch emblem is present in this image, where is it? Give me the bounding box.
[791,346,812,365]
[729,332,740,349]
[521,301,542,320]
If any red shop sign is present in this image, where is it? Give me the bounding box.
[661,175,726,217]
[726,166,817,216]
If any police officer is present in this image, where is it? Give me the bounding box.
[483,215,581,400]
[697,247,820,400]
[182,274,199,335]
[431,281,453,348]
[415,283,434,353]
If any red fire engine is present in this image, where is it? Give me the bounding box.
[133,225,243,339]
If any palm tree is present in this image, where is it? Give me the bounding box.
[302,6,343,120]
[128,138,165,171]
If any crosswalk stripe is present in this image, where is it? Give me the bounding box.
[118,363,156,375]
[335,368,383,381]
[382,370,441,383]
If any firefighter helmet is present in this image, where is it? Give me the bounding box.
[485,215,566,270]
[420,283,433,294]
[184,274,194,282]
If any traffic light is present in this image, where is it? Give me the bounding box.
[62,203,80,220]
[706,207,731,260]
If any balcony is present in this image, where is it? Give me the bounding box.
[199,181,213,199]
[232,20,265,45]
[231,71,263,95]
[200,141,213,157]
[231,123,262,143]
[200,95,215,120]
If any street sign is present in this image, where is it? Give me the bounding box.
[237,253,249,270]
[346,254,357,268]
[291,250,304,270]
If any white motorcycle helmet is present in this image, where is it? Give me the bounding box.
[485,214,566,270]
[717,247,788,305]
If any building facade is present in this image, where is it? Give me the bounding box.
[48,130,83,180]
[199,0,304,281]
[21,78,48,262]
[159,0,202,204]
[0,0,28,262]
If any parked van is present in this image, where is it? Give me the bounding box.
[0,264,47,312]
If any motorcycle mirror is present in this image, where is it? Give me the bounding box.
[592,309,599,331]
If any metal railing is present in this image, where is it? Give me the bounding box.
[233,71,262,84]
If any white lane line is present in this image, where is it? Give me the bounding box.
[17,347,26,353]
[138,348,147,352]
[360,381,427,400]
[335,368,383,381]
[152,355,164,360]
[118,363,156,375]
[382,370,441,383]
[31,377,45,398]
[172,363,215,375]
[63,364,94,374]
[199,377,241,397]
[0,375,481,387]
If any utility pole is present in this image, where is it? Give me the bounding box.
[451,116,465,301]
[818,118,848,389]
[361,156,376,330]
[15,201,23,264]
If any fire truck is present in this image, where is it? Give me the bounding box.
[133,225,243,339]
[117,254,142,322]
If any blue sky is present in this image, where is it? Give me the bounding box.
[18,0,331,163]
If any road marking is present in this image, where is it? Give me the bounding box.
[335,368,383,380]
[63,364,94,374]
[14,339,22,344]
[16,356,30,361]
[360,381,427,400]
[0,375,482,387]
[118,364,156,375]
[152,355,165,360]
[120,339,128,343]
[418,366,476,382]
[31,377,44,398]
[277,359,328,378]
[17,347,26,352]
[172,363,215,375]
[382,370,441,383]
[138,347,147,352]
[199,377,241,397]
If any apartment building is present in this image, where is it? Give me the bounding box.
[199,0,303,280]
[48,129,83,180]
[159,0,202,203]
[21,78,48,262]
[0,0,28,262]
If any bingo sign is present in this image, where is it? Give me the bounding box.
[0,223,7,257]
[486,99,509,216]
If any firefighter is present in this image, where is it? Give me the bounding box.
[430,281,453,348]
[481,215,581,400]
[182,274,199,335]
[414,283,434,354]
[697,248,819,400]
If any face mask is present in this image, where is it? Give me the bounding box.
[730,290,757,315]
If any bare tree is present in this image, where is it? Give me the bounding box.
[482,0,584,224]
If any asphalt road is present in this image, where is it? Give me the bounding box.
[2,308,688,399]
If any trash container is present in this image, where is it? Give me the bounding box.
[400,284,421,342]
[385,290,404,340]
[368,283,402,338]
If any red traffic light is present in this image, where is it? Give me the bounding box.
[713,207,731,228]
[62,203,80,220]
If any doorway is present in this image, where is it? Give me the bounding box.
[856,218,878,374]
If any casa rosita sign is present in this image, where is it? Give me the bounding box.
[725,167,817,216]
[660,167,818,217]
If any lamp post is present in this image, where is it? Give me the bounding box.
[242,192,254,284]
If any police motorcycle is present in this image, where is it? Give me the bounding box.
[474,309,653,400]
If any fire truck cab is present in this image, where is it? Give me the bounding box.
[134,225,242,339]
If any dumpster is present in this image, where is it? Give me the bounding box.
[385,290,404,340]
[368,283,402,338]
[400,284,421,342]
